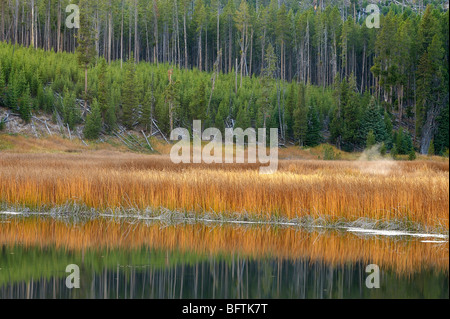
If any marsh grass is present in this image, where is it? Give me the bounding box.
[0,152,448,230]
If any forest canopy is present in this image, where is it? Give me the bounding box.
[0,0,448,155]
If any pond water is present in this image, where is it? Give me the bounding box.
[0,215,448,299]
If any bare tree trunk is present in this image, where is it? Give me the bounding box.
[228,17,232,73]
[84,66,88,112]
[108,0,112,63]
[175,0,181,68]
[361,43,366,92]
[249,28,253,77]
[134,0,139,62]
[205,24,208,72]
[121,0,124,68]
[198,27,202,71]
[184,8,188,68]
[129,5,132,60]
[153,0,159,65]
[14,0,19,44]
[0,0,4,41]
[47,0,51,50]
[31,0,35,48]
[261,27,265,75]
[217,3,220,71]
[57,0,61,52]
[420,103,443,154]
[235,58,238,93]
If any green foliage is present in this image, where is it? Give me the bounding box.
[19,85,32,122]
[189,81,207,122]
[408,149,417,161]
[121,56,138,129]
[305,105,322,147]
[323,145,341,161]
[84,99,102,140]
[380,142,387,156]
[428,140,435,156]
[393,128,414,155]
[366,130,376,149]
[293,83,308,146]
[360,98,388,146]
[97,58,109,119]
[0,0,447,157]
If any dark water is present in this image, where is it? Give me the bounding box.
[0,245,448,299]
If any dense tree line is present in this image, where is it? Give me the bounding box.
[0,0,448,155]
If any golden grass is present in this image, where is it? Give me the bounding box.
[0,151,448,229]
[0,217,447,275]
[0,133,131,153]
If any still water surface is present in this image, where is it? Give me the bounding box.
[0,215,448,299]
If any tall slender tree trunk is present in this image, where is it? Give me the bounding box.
[47,0,51,50]
[14,0,19,44]
[134,0,139,62]
[184,9,188,68]
[217,3,220,71]
[57,0,62,52]
[0,0,4,41]
[361,43,366,92]
[153,0,159,65]
[175,0,181,68]
[31,0,35,48]
[228,18,232,73]
[205,25,208,72]
[108,1,112,63]
[129,6,132,60]
[121,0,124,68]
[198,27,202,71]
[249,28,253,77]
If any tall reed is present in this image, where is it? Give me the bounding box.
[0,152,448,229]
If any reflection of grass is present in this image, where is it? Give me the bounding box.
[0,245,209,286]
[0,217,447,283]
[0,152,448,229]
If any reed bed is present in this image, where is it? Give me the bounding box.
[0,152,448,229]
[0,217,447,275]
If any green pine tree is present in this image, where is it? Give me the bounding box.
[305,105,322,147]
[19,85,32,122]
[293,83,308,146]
[360,97,388,146]
[84,99,102,140]
[97,57,109,121]
[366,130,376,149]
[121,55,138,129]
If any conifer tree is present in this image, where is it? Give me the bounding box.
[0,62,5,106]
[366,130,376,149]
[76,0,96,114]
[19,85,32,122]
[122,55,138,129]
[359,97,388,146]
[97,58,109,121]
[84,98,102,140]
[293,83,308,146]
[189,80,207,123]
[305,104,321,147]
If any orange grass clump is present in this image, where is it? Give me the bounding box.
[0,217,447,275]
[0,152,448,229]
